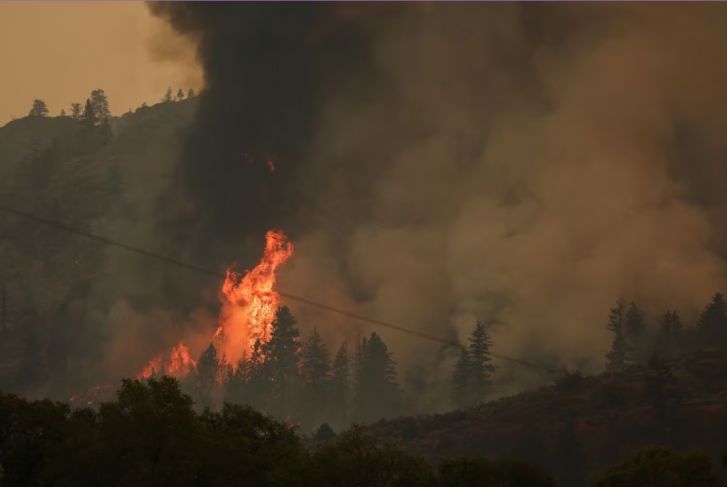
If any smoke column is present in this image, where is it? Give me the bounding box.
[150,4,727,393]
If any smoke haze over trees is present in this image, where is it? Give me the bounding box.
[5,2,727,435]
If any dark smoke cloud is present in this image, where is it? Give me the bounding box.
[149,3,727,401]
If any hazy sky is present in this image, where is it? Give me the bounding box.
[0,2,202,125]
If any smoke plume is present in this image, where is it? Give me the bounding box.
[146,3,727,394]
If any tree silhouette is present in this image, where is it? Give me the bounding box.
[468,321,496,404]
[176,88,185,101]
[89,89,110,122]
[656,310,683,357]
[187,88,196,98]
[696,292,727,347]
[354,332,400,422]
[262,306,300,418]
[28,99,49,117]
[300,328,331,427]
[624,302,647,364]
[70,102,82,119]
[606,299,627,373]
[330,343,350,427]
[163,87,174,103]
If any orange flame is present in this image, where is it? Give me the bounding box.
[138,342,197,379]
[215,230,293,368]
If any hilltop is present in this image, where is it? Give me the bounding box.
[363,349,727,486]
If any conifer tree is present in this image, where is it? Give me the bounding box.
[82,99,96,125]
[300,328,331,427]
[696,292,727,346]
[330,343,350,426]
[656,310,683,357]
[606,299,627,373]
[624,302,647,364]
[89,89,110,122]
[70,102,82,119]
[176,88,185,101]
[262,307,300,418]
[354,332,400,422]
[467,321,496,403]
[187,88,196,98]
[163,87,174,103]
[28,99,49,117]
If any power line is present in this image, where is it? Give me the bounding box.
[0,203,559,374]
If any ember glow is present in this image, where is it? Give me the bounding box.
[214,230,293,367]
[138,342,197,379]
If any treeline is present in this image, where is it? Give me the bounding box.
[157,306,497,431]
[0,377,720,487]
[25,86,195,120]
[604,292,727,372]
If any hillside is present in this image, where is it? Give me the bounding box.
[0,99,202,396]
[364,349,727,486]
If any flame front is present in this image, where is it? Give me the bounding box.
[134,230,292,381]
[215,230,293,367]
[138,342,197,379]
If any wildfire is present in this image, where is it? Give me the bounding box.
[138,342,197,379]
[135,230,293,381]
[214,229,293,367]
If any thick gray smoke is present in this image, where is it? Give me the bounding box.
[148,3,727,398]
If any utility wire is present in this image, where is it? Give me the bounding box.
[0,203,560,374]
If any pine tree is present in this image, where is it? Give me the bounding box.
[468,321,496,403]
[624,302,647,364]
[28,99,49,117]
[354,332,400,422]
[82,99,96,125]
[187,88,196,98]
[696,293,727,347]
[59,109,66,117]
[262,306,300,419]
[163,87,174,103]
[176,88,185,101]
[606,299,627,373]
[330,343,350,427]
[300,328,331,428]
[89,89,110,122]
[70,102,82,119]
[656,310,683,357]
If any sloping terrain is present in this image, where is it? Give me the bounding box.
[364,349,727,485]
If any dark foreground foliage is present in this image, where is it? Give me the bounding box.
[0,377,721,486]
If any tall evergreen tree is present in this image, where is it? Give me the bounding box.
[354,332,400,422]
[467,321,496,404]
[28,99,49,117]
[656,310,683,357]
[696,292,727,346]
[163,87,174,103]
[187,88,196,98]
[624,302,647,364]
[330,343,350,427]
[262,307,300,419]
[300,328,331,428]
[89,89,110,122]
[176,88,185,101]
[606,299,627,373]
[70,102,82,119]
[82,99,96,125]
